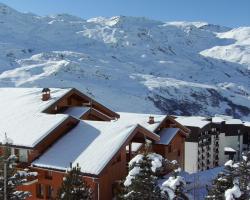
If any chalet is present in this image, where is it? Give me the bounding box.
[0,88,189,200]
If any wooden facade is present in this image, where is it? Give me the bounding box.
[153,116,189,169]
[153,133,186,169]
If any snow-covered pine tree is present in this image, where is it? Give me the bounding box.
[205,160,237,200]
[161,167,188,200]
[0,138,37,200]
[234,151,250,199]
[206,151,250,200]
[57,164,92,200]
[119,142,166,200]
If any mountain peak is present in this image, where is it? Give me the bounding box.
[0,4,249,119]
[87,15,162,27]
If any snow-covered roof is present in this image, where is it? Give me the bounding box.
[225,119,242,125]
[157,128,180,145]
[32,112,161,175]
[0,88,71,147]
[243,121,250,127]
[117,112,165,132]
[224,147,236,152]
[175,116,210,128]
[62,107,90,119]
[212,114,233,123]
[212,115,243,125]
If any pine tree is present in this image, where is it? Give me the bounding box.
[119,143,166,200]
[206,161,236,200]
[235,152,250,199]
[206,152,250,200]
[0,138,36,199]
[162,168,188,200]
[57,164,92,200]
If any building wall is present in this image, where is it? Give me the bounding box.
[218,133,243,165]
[18,147,127,200]
[19,169,97,200]
[98,147,127,200]
[153,134,185,169]
[184,142,198,173]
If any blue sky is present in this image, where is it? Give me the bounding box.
[1,0,250,27]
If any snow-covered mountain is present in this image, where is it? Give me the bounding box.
[0,3,250,119]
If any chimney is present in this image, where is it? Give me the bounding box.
[148,116,155,124]
[42,88,51,101]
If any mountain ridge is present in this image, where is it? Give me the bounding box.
[0,3,250,119]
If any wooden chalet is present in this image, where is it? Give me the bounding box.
[0,88,189,200]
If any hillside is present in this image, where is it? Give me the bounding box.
[0,3,250,118]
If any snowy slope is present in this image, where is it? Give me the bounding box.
[0,3,250,119]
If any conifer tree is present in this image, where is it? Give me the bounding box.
[205,160,236,200]
[119,142,166,200]
[235,152,250,199]
[0,137,36,199]
[57,164,92,200]
[206,152,250,200]
[162,168,188,200]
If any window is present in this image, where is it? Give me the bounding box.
[177,150,181,157]
[36,184,44,198]
[168,145,172,153]
[46,185,53,199]
[18,149,28,162]
[45,171,53,180]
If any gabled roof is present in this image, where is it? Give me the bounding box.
[32,112,193,175]
[32,116,160,176]
[0,87,119,148]
[0,88,71,147]
[44,88,120,119]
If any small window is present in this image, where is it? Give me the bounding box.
[46,185,53,198]
[168,145,172,153]
[177,150,181,157]
[18,149,28,162]
[45,171,53,180]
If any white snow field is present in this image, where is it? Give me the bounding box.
[0,3,250,119]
